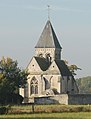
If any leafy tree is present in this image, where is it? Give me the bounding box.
[76,76,91,94]
[0,57,28,104]
[64,60,81,75]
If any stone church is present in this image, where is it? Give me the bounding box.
[20,20,79,103]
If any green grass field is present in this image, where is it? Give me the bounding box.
[0,112,91,119]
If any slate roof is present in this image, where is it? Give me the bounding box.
[34,57,50,71]
[34,56,72,76]
[55,60,72,76]
[35,20,62,49]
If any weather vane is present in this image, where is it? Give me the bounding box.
[47,5,50,20]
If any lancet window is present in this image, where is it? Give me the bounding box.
[30,77,38,95]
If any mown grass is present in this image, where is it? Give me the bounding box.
[0,112,91,119]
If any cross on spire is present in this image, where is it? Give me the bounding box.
[47,5,50,20]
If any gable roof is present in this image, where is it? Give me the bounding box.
[27,57,42,72]
[34,57,50,71]
[35,20,62,49]
[55,60,72,76]
[27,56,72,76]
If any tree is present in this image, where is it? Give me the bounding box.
[0,57,28,104]
[76,76,91,94]
[64,60,81,75]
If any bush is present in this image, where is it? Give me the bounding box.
[0,106,7,114]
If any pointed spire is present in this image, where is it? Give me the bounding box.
[35,20,62,49]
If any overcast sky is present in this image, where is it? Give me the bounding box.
[0,0,91,78]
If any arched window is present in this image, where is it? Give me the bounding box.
[30,77,38,95]
[43,77,50,90]
[46,53,51,63]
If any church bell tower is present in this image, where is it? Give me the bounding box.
[35,20,62,62]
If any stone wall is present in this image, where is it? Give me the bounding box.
[68,94,91,105]
[34,94,91,105]
[34,94,68,105]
